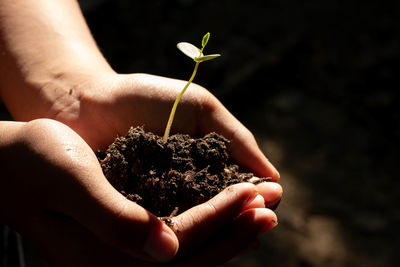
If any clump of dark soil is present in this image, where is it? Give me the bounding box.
[98,126,267,217]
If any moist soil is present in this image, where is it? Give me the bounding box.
[98,126,268,217]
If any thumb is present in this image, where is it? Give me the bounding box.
[53,161,179,263]
[197,100,280,181]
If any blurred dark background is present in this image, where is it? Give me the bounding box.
[80,0,399,266]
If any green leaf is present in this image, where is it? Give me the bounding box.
[177,42,201,60]
[202,32,210,48]
[194,54,221,63]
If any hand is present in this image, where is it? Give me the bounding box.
[165,182,281,266]
[0,119,281,266]
[45,72,280,181]
[1,119,176,266]
[42,72,282,265]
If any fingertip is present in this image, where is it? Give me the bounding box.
[110,199,179,263]
[237,208,278,234]
[255,182,283,207]
[266,160,280,182]
[255,208,278,233]
[242,194,265,211]
[255,157,280,182]
[143,223,179,262]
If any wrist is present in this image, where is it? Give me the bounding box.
[2,58,115,121]
[0,0,115,121]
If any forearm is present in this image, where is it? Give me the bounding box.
[0,0,113,121]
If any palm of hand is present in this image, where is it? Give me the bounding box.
[53,73,278,180]
[63,73,202,151]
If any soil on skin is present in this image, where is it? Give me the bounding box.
[98,126,267,217]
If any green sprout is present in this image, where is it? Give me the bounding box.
[162,32,221,143]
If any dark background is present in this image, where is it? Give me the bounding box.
[80,0,399,266]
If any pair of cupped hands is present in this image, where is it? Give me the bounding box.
[1,72,282,266]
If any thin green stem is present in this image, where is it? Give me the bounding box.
[163,61,200,143]
[199,46,205,56]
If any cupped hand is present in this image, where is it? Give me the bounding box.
[1,119,177,266]
[47,72,279,181]
[1,119,281,266]
[44,71,282,265]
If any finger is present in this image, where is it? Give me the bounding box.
[172,208,278,267]
[17,119,177,263]
[30,120,179,263]
[242,194,265,210]
[255,182,283,209]
[197,96,279,181]
[242,181,283,211]
[170,183,259,254]
[229,127,280,181]
[46,154,179,263]
[64,178,178,262]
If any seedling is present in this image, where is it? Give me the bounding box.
[162,32,221,143]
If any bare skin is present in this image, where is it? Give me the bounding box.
[0,0,282,266]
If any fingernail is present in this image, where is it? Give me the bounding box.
[144,226,179,262]
[254,209,278,234]
[268,161,280,180]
